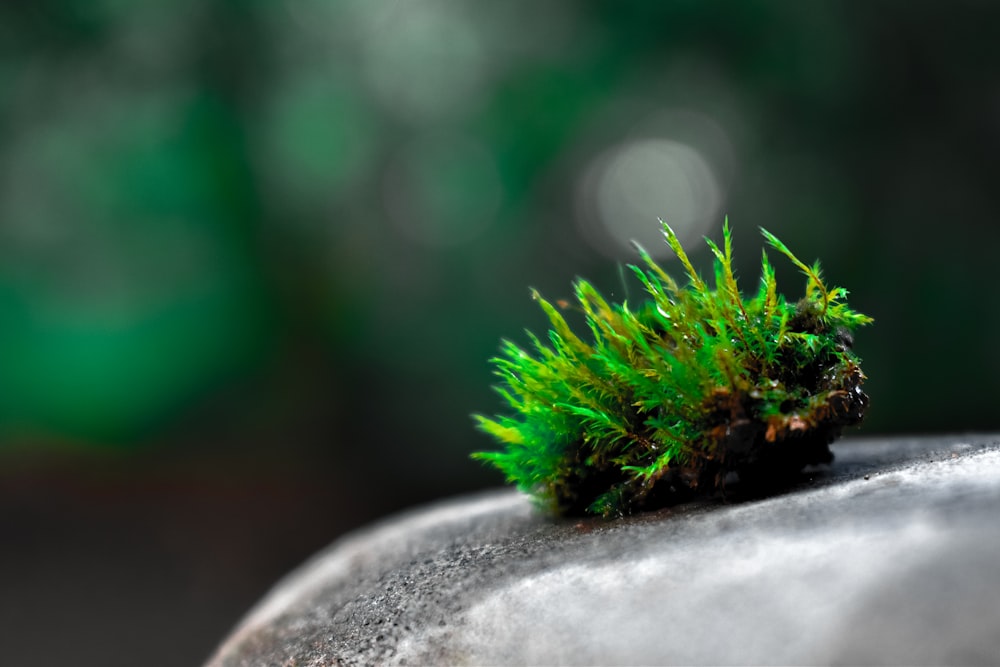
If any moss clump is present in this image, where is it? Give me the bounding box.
[473,220,872,517]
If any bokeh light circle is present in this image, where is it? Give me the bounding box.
[577,138,723,259]
[361,2,488,123]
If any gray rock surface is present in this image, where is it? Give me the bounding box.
[207,434,1000,666]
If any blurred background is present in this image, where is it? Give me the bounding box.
[2,0,1000,664]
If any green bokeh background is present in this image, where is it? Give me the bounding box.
[3,1,1000,665]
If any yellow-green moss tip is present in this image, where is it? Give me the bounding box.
[473,220,873,517]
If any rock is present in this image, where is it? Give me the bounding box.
[206,435,1000,666]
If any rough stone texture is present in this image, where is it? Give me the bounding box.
[206,434,1000,666]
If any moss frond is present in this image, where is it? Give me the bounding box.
[759,227,830,313]
[474,222,873,517]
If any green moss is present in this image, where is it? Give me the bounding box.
[473,220,872,517]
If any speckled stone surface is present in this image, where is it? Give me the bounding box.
[206,434,1000,666]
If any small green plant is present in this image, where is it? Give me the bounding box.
[473,220,872,517]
